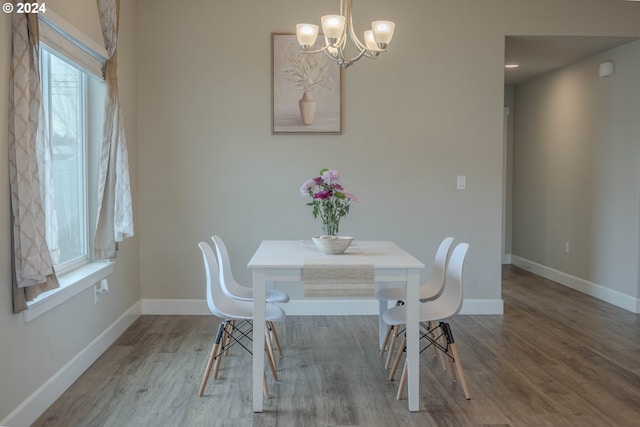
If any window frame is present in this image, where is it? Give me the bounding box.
[40,45,92,274]
[23,12,112,322]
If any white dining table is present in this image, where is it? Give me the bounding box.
[247,240,425,412]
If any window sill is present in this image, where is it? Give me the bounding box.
[23,261,115,323]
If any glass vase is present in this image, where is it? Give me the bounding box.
[322,222,339,236]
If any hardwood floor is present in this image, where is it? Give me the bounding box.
[33,266,640,426]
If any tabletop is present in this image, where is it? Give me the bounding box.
[248,240,425,270]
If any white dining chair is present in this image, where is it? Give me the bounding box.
[382,242,471,401]
[377,236,454,368]
[211,235,289,357]
[197,242,286,398]
[212,235,290,303]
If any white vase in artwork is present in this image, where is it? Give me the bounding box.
[298,91,316,125]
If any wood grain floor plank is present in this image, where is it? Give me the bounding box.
[32,267,640,426]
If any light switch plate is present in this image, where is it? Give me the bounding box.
[457,175,466,190]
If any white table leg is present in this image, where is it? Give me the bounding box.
[378,298,387,350]
[405,269,420,412]
[253,269,267,412]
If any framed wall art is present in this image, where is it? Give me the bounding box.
[272,33,342,134]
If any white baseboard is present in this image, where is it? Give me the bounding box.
[2,301,141,427]
[141,298,504,316]
[510,255,639,313]
[502,254,512,265]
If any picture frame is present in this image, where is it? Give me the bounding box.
[272,33,342,134]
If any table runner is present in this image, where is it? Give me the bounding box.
[302,240,375,297]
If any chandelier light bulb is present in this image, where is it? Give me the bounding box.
[321,15,346,44]
[371,21,395,49]
[296,24,319,49]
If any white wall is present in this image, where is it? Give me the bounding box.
[512,40,640,304]
[0,0,140,424]
[135,0,639,314]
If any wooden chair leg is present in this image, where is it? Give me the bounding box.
[223,320,236,356]
[265,327,276,363]
[380,325,393,356]
[450,342,471,399]
[199,341,220,395]
[434,325,449,372]
[439,322,456,379]
[424,321,447,371]
[428,322,437,356]
[389,336,406,380]
[212,344,224,379]
[426,321,439,358]
[396,359,408,400]
[438,343,449,371]
[263,372,269,399]
[199,322,225,395]
[265,331,278,380]
[268,321,283,357]
[385,326,401,369]
[448,356,457,381]
[213,322,231,379]
[441,322,471,399]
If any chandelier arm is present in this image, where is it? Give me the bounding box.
[348,29,367,52]
[335,0,367,64]
[322,49,339,61]
[302,45,334,55]
[317,46,366,68]
[334,0,349,50]
[337,47,367,64]
[341,0,349,21]
[346,6,368,51]
[335,31,348,50]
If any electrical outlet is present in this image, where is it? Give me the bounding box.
[564,241,570,254]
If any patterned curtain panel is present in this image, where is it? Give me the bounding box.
[95,0,134,259]
[9,8,59,313]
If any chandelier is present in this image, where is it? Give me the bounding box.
[295,0,395,69]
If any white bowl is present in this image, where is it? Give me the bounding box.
[312,235,353,255]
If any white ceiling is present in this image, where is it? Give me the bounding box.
[504,35,638,85]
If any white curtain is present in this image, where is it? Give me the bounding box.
[95,0,134,259]
[9,5,59,313]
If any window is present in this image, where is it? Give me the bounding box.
[36,12,108,276]
[23,13,114,321]
[40,44,107,275]
[41,47,89,272]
